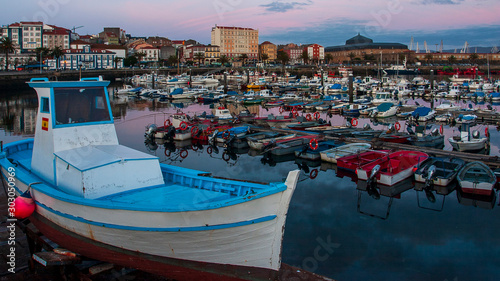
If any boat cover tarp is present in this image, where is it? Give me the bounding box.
[170,88,183,95]
[412,107,431,117]
[377,102,393,112]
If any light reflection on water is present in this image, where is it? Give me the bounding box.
[1,85,500,281]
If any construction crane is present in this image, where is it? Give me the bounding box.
[71,26,84,33]
[460,41,469,53]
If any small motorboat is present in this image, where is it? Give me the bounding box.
[448,122,489,152]
[263,135,319,156]
[356,150,428,186]
[414,157,466,187]
[371,102,398,118]
[294,140,344,161]
[408,106,436,122]
[336,150,390,172]
[319,143,372,164]
[457,161,497,196]
[408,125,445,148]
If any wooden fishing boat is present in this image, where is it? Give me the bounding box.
[0,77,304,281]
[414,157,466,187]
[264,135,319,156]
[319,143,372,164]
[247,134,297,151]
[356,151,428,186]
[457,161,496,196]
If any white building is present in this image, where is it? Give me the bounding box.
[60,45,116,70]
[20,21,43,51]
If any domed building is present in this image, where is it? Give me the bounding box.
[325,33,413,64]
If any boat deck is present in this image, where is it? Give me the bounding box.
[103,183,232,208]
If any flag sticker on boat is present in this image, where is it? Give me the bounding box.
[42,117,49,131]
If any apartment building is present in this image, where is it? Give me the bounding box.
[211,25,259,61]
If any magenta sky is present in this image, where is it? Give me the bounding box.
[3,0,500,49]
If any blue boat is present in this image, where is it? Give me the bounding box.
[0,77,303,280]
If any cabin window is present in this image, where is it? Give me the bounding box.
[41,97,50,113]
[53,87,111,125]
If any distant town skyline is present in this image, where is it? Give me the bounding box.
[3,0,500,49]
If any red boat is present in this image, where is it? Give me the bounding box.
[378,132,413,144]
[337,150,390,172]
[356,151,428,186]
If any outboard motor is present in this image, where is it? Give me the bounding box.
[472,130,480,139]
[387,124,395,133]
[425,165,437,188]
[262,140,277,151]
[407,125,415,135]
[431,128,439,136]
[367,164,381,187]
[145,124,158,138]
[363,123,371,130]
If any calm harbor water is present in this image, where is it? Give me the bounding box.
[1,83,500,281]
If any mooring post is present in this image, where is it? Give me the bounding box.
[348,73,354,104]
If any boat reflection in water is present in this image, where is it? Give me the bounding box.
[356,177,414,220]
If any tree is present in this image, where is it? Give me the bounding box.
[113,57,123,69]
[348,52,356,64]
[424,53,433,64]
[219,55,229,66]
[167,55,178,66]
[239,54,248,65]
[135,51,147,67]
[469,53,479,65]
[0,37,15,71]
[301,50,309,65]
[261,53,269,63]
[448,55,457,65]
[325,53,333,65]
[51,46,64,69]
[194,52,205,66]
[277,50,289,74]
[123,56,138,67]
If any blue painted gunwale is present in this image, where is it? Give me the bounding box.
[0,139,287,213]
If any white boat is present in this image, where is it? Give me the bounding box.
[372,102,398,118]
[372,91,397,105]
[457,162,496,196]
[0,77,302,280]
[320,143,372,163]
[409,106,436,122]
[435,101,461,112]
[214,106,233,120]
[448,122,489,152]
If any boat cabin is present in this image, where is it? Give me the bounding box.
[29,77,164,199]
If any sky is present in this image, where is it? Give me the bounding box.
[2,0,500,50]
